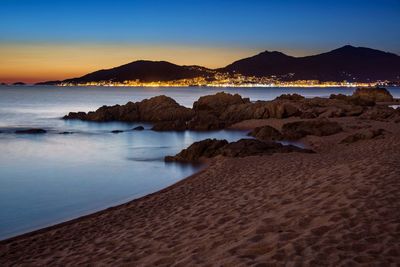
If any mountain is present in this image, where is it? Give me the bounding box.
[222,45,400,82]
[62,60,213,84]
[39,45,400,84]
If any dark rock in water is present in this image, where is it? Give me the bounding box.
[59,131,74,135]
[152,120,187,131]
[63,95,194,123]
[15,128,46,134]
[165,138,313,162]
[282,120,343,140]
[132,126,144,131]
[165,139,228,162]
[341,129,385,144]
[111,130,124,134]
[248,125,283,141]
[193,92,250,115]
[352,87,393,102]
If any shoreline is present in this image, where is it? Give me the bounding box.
[2,115,400,265]
[0,165,208,244]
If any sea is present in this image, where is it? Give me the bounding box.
[0,85,399,240]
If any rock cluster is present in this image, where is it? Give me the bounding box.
[64,89,398,131]
[165,138,313,163]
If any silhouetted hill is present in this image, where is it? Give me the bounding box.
[222,45,400,82]
[63,60,213,83]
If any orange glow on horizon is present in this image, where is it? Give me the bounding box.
[0,43,263,84]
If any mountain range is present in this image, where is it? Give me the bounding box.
[39,45,400,84]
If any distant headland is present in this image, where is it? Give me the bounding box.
[32,45,400,88]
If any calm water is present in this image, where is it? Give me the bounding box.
[0,86,399,240]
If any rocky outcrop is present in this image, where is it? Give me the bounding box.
[165,139,228,162]
[340,129,385,144]
[248,125,283,141]
[63,90,395,131]
[165,138,313,162]
[281,120,343,140]
[352,87,394,102]
[275,94,305,101]
[15,128,47,134]
[63,95,194,123]
[193,92,250,115]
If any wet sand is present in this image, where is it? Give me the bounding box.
[1,117,400,266]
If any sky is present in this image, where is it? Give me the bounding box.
[1,0,399,83]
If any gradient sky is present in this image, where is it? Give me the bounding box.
[1,0,400,83]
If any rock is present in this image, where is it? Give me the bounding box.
[275,94,305,101]
[138,95,194,122]
[152,120,187,131]
[63,111,88,120]
[265,101,301,119]
[165,139,228,162]
[111,130,124,133]
[248,125,283,141]
[282,120,343,140]
[59,131,74,135]
[132,126,145,131]
[220,139,313,157]
[187,112,225,131]
[165,138,313,162]
[360,105,399,121]
[352,87,393,102]
[64,96,194,123]
[340,129,385,144]
[15,128,47,134]
[193,92,250,115]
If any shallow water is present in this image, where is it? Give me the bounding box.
[0,85,399,239]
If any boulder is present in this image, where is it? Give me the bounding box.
[165,138,313,162]
[352,87,393,102]
[193,92,250,115]
[187,112,225,131]
[64,96,194,123]
[340,129,385,144]
[132,126,145,131]
[282,120,343,140]
[248,125,283,141]
[15,128,47,134]
[220,139,313,157]
[165,139,228,162]
[138,95,194,122]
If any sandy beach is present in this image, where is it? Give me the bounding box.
[1,114,400,266]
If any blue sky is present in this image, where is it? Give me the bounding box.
[1,0,400,82]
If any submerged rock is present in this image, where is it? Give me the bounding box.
[132,126,145,131]
[281,120,343,140]
[165,138,313,163]
[15,128,47,134]
[111,130,124,134]
[248,125,283,141]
